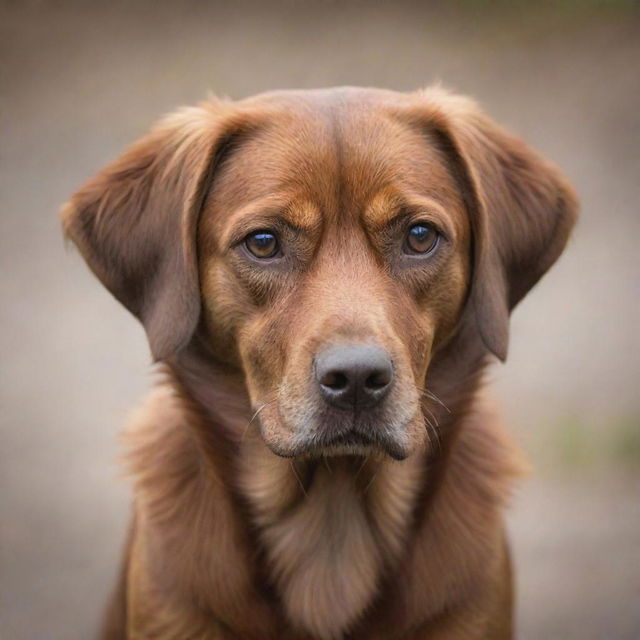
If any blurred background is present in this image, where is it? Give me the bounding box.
[1,1,639,638]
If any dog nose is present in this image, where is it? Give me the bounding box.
[315,344,393,410]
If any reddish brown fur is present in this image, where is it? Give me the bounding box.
[61,87,578,639]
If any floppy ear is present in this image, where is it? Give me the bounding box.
[61,101,240,361]
[411,88,578,360]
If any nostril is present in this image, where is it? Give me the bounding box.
[315,344,394,409]
[365,369,391,390]
[320,370,349,391]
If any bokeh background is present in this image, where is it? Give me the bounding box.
[2,1,639,638]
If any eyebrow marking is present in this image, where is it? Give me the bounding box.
[222,196,322,249]
[365,187,406,228]
[363,187,456,240]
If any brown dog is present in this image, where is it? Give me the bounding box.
[62,87,577,640]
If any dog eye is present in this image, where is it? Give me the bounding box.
[245,231,280,259]
[405,223,439,255]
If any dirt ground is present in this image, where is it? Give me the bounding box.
[1,2,639,639]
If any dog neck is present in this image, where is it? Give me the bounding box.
[124,336,524,639]
[164,340,426,633]
[237,434,427,639]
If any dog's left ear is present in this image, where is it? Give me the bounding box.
[61,101,243,361]
[407,88,579,360]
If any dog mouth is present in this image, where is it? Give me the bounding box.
[310,429,408,460]
[263,422,411,461]
[325,430,376,449]
[251,389,419,461]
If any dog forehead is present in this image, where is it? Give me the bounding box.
[208,92,462,228]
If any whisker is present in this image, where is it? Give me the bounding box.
[422,387,451,414]
[423,407,442,451]
[363,471,378,494]
[423,405,440,428]
[354,454,370,480]
[241,400,273,441]
[424,416,441,453]
[289,460,307,497]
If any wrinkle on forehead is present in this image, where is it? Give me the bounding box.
[333,106,466,215]
[207,108,341,219]
[206,97,467,239]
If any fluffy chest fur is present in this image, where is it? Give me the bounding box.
[239,439,426,639]
[122,382,525,640]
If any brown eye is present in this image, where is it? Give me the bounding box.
[405,223,439,255]
[245,231,279,259]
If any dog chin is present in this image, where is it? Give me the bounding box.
[314,442,409,461]
[254,403,415,461]
[262,430,410,461]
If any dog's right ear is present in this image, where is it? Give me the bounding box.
[402,88,578,361]
[61,101,244,361]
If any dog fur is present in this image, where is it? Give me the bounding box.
[62,86,577,639]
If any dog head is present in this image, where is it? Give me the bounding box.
[62,87,577,460]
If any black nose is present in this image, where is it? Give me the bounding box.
[315,344,393,411]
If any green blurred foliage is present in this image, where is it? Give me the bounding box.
[535,414,640,473]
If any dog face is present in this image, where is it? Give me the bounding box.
[62,87,577,460]
[198,97,471,459]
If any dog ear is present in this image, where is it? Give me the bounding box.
[61,101,241,361]
[410,88,578,360]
